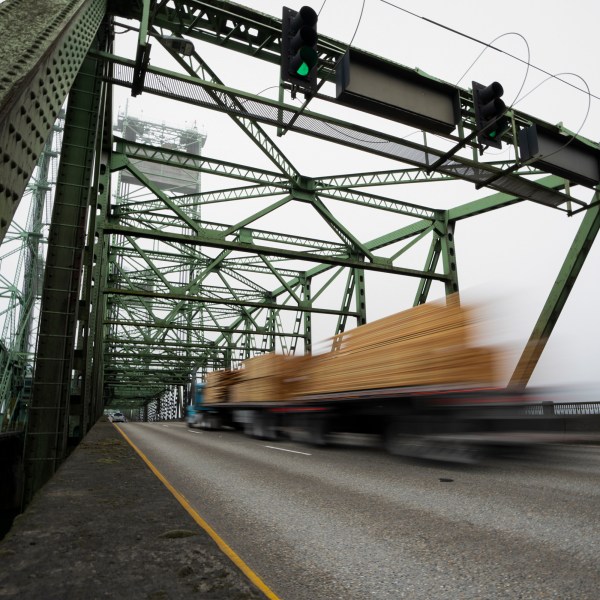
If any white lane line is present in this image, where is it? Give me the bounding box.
[162,424,169,428]
[265,445,312,456]
[188,429,203,434]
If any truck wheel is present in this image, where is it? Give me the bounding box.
[289,415,329,446]
[306,416,329,446]
[384,422,426,458]
[251,413,278,441]
[204,413,222,431]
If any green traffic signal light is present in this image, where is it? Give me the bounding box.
[292,46,318,77]
[281,6,318,93]
[472,81,508,152]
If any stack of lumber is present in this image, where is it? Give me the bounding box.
[204,369,241,404]
[202,296,499,402]
[298,296,498,395]
[229,353,313,402]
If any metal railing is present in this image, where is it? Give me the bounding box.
[522,401,600,417]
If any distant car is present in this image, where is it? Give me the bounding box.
[111,412,126,423]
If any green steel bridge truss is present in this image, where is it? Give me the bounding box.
[0,0,598,499]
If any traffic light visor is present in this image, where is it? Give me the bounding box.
[291,6,318,30]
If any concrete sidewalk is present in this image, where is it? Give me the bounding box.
[0,418,265,599]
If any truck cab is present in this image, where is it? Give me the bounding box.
[186,382,205,427]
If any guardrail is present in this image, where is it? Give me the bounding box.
[523,401,600,417]
[555,402,600,416]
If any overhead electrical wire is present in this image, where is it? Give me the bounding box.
[456,32,531,108]
[378,0,595,167]
[317,0,329,17]
[379,0,600,103]
[516,72,592,163]
[346,0,367,49]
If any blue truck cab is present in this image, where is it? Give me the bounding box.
[186,382,205,427]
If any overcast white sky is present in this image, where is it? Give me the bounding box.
[112,0,600,388]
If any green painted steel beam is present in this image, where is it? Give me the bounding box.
[117,138,287,186]
[116,219,348,253]
[103,319,305,337]
[367,176,569,252]
[259,256,302,305]
[221,196,294,237]
[413,235,442,307]
[24,43,108,502]
[315,164,542,190]
[115,183,289,213]
[448,175,567,221]
[198,184,287,205]
[142,0,600,181]
[510,197,600,389]
[113,0,342,77]
[317,188,439,220]
[310,197,376,262]
[152,33,299,180]
[123,161,202,233]
[79,106,112,436]
[439,220,460,296]
[104,287,361,317]
[104,221,450,282]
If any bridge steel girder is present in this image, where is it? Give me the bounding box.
[24,41,109,503]
[104,222,450,283]
[0,0,106,244]
[510,195,600,389]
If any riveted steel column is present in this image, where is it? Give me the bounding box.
[81,142,112,432]
[354,268,367,327]
[440,220,459,296]
[302,276,312,354]
[24,34,109,503]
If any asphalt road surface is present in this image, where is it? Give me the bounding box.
[120,422,600,600]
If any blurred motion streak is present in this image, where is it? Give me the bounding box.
[187,295,599,462]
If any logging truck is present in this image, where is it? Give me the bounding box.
[187,296,536,462]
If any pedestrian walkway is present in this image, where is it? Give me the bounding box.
[0,418,265,599]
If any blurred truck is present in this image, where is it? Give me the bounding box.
[186,382,205,427]
[187,296,533,461]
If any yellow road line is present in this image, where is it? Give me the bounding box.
[114,424,281,600]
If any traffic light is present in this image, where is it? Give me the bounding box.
[281,6,318,94]
[472,81,509,150]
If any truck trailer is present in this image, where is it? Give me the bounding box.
[187,297,537,461]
